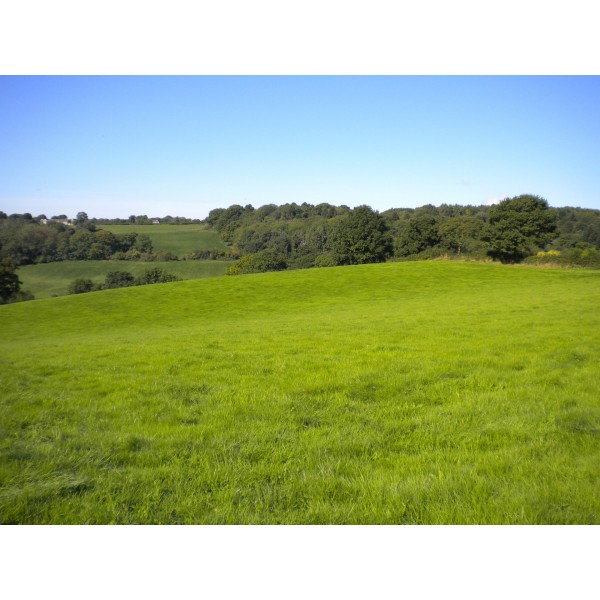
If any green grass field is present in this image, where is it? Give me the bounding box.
[101,224,228,257]
[17,260,229,299]
[1,261,599,524]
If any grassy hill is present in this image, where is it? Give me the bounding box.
[101,224,227,257]
[18,260,229,299]
[1,261,599,524]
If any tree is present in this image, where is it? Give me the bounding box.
[134,233,153,253]
[104,271,135,289]
[0,258,21,303]
[327,205,393,265]
[210,204,247,242]
[225,249,287,275]
[395,215,441,257]
[482,194,558,263]
[438,216,484,255]
[68,278,97,294]
[135,267,181,285]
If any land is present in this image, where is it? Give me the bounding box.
[18,260,229,299]
[100,224,228,257]
[10,226,230,298]
[1,261,599,524]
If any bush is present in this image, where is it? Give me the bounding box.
[134,267,181,285]
[185,249,236,261]
[313,253,338,267]
[226,249,287,275]
[0,258,21,303]
[104,271,135,289]
[150,251,178,262]
[68,278,99,294]
[524,246,600,269]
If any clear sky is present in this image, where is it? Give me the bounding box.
[1,75,599,219]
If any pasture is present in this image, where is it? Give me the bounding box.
[17,260,229,299]
[1,261,599,523]
[101,224,228,257]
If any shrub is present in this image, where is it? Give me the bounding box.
[104,271,135,289]
[185,249,237,261]
[68,278,98,294]
[524,246,600,269]
[313,253,338,267]
[135,267,181,285]
[226,249,287,275]
[0,258,21,303]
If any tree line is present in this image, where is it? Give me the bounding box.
[2,195,599,303]
[92,214,203,225]
[67,267,181,295]
[0,212,180,265]
[205,196,600,274]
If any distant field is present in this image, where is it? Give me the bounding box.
[18,260,229,298]
[101,224,228,257]
[1,262,599,524]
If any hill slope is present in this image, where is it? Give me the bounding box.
[17,259,229,299]
[1,262,599,523]
[101,224,227,257]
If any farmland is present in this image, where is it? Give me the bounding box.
[1,261,599,524]
[18,260,229,299]
[101,224,228,257]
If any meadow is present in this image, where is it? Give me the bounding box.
[1,261,599,524]
[17,260,230,299]
[101,224,228,257]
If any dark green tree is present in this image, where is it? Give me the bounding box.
[438,216,484,255]
[134,233,153,253]
[68,278,97,294]
[135,267,181,285]
[208,204,247,242]
[394,215,441,257]
[327,205,393,265]
[225,249,287,275]
[482,194,558,263]
[0,258,21,303]
[104,271,135,289]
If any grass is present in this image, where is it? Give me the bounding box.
[1,261,599,523]
[101,224,228,257]
[17,260,229,298]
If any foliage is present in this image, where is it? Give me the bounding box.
[17,260,230,299]
[524,245,600,269]
[202,199,600,268]
[104,271,136,289]
[225,249,287,275]
[92,215,203,225]
[0,259,23,303]
[4,201,600,273]
[438,216,485,255]
[326,205,393,265]
[134,267,181,285]
[313,253,337,267]
[185,249,236,261]
[0,215,155,265]
[394,215,441,257]
[68,268,180,293]
[482,195,558,263]
[206,204,249,242]
[67,278,99,294]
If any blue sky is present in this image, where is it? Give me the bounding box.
[1,76,599,219]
